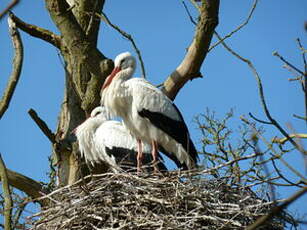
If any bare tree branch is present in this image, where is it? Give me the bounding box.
[9,12,61,48]
[252,136,277,202]
[296,38,307,126]
[182,1,197,25]
[0,14,23,120]
[0,0,19,20]
[0,167,49,206]
[271,158,304,188]
[97,11,146,79]
[161,0,220,100]
[249,112,272,124]
[12,201,28,230]
[0,154,13,230]
[293,113,307,121]
[28,108,56,144]
[246,187,307,230]
[272,133,307,145]
[273,51,305,76]
[241,116,307,184]
[297,38,307,73]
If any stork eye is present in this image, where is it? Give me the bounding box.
[120,58,125,65]
[93,111,101,117]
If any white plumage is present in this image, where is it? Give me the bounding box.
[101,52,198,171]
[74,106,166,172]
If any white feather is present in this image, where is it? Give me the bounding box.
[75,106,152,171]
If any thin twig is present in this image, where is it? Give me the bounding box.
[28,108,56,144]
[251,136,277,203]
[97,12,146,79]
[209,0,258,52]
[182,0,197,25]
[246,187,307,230]
[249,112,272,125]
[12,200,28,229]
[296,38,307,126]
[293,114,307,121]
[287,123,307,176]
[0,0,19,20]
[271,158,304,188]
[273,51,305,77]
[297,38,307,74]
[0,14,23,119]
[0,154,13,230]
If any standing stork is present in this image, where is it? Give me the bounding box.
[101,52,198,172]
[74,106,167,173]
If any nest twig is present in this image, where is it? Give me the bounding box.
[29,171,286,229]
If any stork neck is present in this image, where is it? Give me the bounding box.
[116,67,134,82]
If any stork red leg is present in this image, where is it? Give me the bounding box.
[137,139,143,173]
[151,140,159,173]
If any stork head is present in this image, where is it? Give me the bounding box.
[90,106,111,120]
[102,52,136,89]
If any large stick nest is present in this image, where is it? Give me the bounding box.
[29,171,285,229]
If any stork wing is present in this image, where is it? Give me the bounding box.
[125,78,198,165]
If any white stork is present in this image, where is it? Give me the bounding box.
[74,106,167,172]
[101,52,199,172]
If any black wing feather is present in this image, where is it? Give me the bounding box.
[138,103,198,166]
[105,146,168,172]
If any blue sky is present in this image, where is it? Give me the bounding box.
[0,0,306,227]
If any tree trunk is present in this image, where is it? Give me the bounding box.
[45,0,113,186]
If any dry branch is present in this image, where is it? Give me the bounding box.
[272,133,307,145]
[273,51,305,77]
[9,12,61,48]
[241,116,307,184]
[0,154,13,230]
[0,14,23,119]
[28,108,56,144]
[29,172,285,230]
[0,167,49,206]
[161,0,220,100]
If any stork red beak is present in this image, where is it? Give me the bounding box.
[102,66,121,89]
